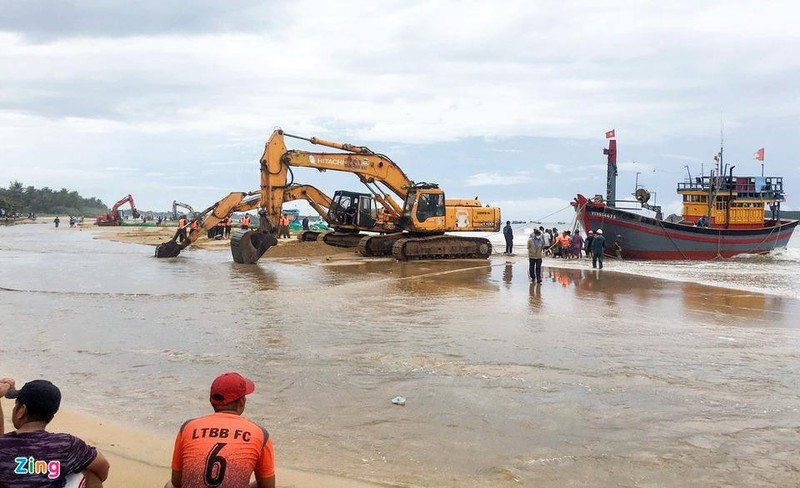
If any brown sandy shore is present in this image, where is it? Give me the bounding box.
[88,223,358,259]
[0,405,384,488]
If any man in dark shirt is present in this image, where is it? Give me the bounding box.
[0,378,110,487]
[503,221,514,254]
[591,229,606,269]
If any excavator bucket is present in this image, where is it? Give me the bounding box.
[297,230,321,242]
[154,240,183,258]
[230,229,278,264]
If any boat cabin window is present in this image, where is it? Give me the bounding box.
[683,195,707,203]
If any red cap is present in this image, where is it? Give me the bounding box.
[209,372,255,406]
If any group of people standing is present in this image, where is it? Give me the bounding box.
[538,227,584,258]
[208,216,234,240]
[175,214,257,243]
[524,225,608,283]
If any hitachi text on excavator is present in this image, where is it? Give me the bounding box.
[154,129,501,263]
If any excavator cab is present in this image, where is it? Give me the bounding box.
[400,186,446,232]
[329,190,378,229]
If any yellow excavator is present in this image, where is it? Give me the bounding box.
[155,129,500,263]
[155,184,375,257]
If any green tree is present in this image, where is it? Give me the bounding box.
[0,181,107,216]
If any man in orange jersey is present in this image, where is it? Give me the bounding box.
[166,373,275,488]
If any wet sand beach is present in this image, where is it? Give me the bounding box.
[2,223,800,486]
[0,408,384,488]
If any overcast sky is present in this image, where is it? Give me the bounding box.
[2,0,799,220]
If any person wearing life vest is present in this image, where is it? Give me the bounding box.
[278,213,290,239]
[241,214,251,230]
[214,217,226,239]
[225,216,233,239]
[558,231,571,259]
[177,215,188,242]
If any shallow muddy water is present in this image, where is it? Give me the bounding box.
[2,224,800,487]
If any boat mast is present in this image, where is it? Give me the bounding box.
[707,128,724,223]
[604,138,618,206]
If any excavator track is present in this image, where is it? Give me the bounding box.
[391,235,493,261]
[322,232,366,248]
[297,230,321,242]
[358,233,405,257]
[230,229,278,264]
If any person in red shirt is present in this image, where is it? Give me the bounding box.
[166,373,275,488]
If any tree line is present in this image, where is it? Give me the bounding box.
[0,181,107,216]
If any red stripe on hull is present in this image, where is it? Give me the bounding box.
[585,211,789,245]
[577,197,798,260]
[622,249,774,260]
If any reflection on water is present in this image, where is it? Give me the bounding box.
[3,224,800,487]
[537,266,794,326]
[528,282,542,310]
[503,262,513,287]
[230,262,279,291]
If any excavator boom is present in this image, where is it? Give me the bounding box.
[172,200,196,220]
[257,130,500,259]
[156,128,500,262]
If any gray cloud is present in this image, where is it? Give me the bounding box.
[1,0,799,218]
[0,1,280,40]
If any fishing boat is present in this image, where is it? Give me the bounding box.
[572,136,798,260]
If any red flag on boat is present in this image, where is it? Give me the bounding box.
[605,129,615,139]
[754,147,765,161]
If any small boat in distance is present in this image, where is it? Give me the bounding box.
[572,136,797,260]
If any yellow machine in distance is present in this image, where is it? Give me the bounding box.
[155,129,501,263]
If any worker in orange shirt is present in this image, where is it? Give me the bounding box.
[166,372,275,488]
[215,217,226,239]
[559,231,571,258]
[225,216,233,239]
[241,214,251,230]
[278,213,290,239]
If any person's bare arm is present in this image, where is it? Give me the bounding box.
[170,469,183,487]
[251,476,275,488]
[0,378,16,435]
[85,451,110,482]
